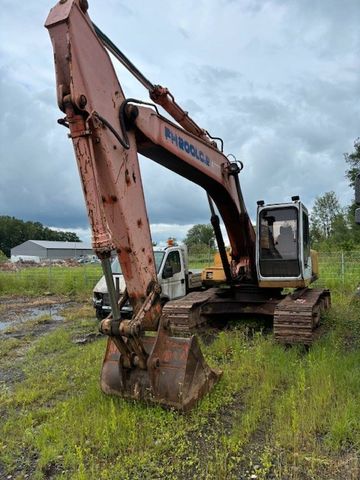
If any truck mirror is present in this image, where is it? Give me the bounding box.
[162,264,173,279]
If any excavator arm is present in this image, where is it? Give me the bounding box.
[128,104,256,269]
[45,0,255,410]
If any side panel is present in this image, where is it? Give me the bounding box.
[11,241,45,258]
[310,250,319,278]
[300,204,312,282]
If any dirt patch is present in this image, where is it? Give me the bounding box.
[0,296,85,387]
[0,296,77,334]
[0,366,25,386]
[0,295,70,327]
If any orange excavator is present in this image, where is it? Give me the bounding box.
[45,0,330,411]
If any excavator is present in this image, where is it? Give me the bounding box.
[45,0,330,411]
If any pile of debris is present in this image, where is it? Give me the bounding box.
[0,258,87,271]
[0,261,19,272]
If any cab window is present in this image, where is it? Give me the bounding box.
[164,251,181,275]
[258,207,300,277]
[302,210,310,263]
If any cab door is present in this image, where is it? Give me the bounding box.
[160,250,186,300]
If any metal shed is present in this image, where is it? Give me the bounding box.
[11,240,93,262]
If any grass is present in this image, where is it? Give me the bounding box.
[0,264,102,297]
[0,288,359,479]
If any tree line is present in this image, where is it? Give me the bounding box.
[0,216,80,258]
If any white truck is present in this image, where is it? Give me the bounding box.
[93,245,203,319]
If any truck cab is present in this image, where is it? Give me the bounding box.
[93,245,202,319]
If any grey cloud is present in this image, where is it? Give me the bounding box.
[204,72,359,217]
[0,66,87,229]
[191,65,242,86]
[140,160,210,225]
[0,0,359,243]
[178,27,190,40]
[182,99,204,115]
[229,95,288,124]
[276,0,359,60]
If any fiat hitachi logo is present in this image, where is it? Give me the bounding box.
[164,127,210,166]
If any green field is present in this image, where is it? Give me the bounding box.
[0,264,102,297]
[0,285,359,478]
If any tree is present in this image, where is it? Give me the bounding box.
[344,139,360,244]
[344,138,360,188]
[0,216,80,257]
[310,191,342,239]
[183,224,215,250]
[0,250,7,263]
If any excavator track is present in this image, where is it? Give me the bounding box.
[273,288,331,345]
[162,289,217,336]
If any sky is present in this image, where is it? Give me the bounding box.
[0,0,359,244]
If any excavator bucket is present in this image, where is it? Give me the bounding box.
[100,330,221,411]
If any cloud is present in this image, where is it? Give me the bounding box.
[0,66,87,227]
[50,223,201,245]
[150,223,194,243]
[0,0,359,246]
[48,226,92,243]
[193,65,242,85]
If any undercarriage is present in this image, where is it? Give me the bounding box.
[163,285,331,345]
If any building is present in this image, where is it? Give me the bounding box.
[11,240,93,262]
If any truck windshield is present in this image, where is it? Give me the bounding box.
[111,251,165,274]
[111,258,122,274]
[154,251,165,272]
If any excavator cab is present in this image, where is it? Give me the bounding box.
[256,197,316,288]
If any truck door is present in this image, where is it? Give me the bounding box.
[161,250,186,300]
